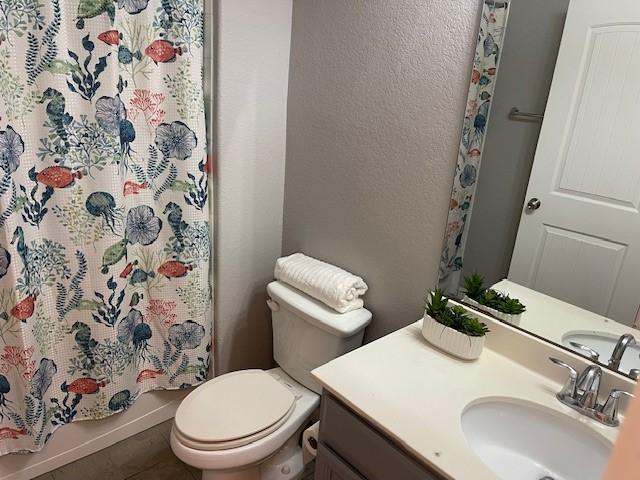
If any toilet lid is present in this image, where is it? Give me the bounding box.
[174,370,296,448]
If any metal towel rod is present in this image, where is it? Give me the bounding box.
[509,107,544,120]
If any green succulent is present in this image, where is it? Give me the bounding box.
[478,289,501,309]
[425,289,489,337]
[463,273,486,300]
[499,295,526,315]
[476,288,526,315]
[462,272,527,317]
[426,288,449,318]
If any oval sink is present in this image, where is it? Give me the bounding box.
[462,398,611,480]
[563,331,640,374]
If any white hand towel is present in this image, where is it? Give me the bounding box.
[274,253,368,313]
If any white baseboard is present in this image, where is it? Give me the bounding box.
[0,389,189,480]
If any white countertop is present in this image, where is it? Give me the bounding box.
[311,320,619,480]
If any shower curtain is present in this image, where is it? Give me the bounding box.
[0,0,211,454]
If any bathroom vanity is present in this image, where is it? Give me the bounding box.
[311,314,633,480]
[315,394,440,479]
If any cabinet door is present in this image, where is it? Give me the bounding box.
[319,394,440,480]
[315,443,366,480]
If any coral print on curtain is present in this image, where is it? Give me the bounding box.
[0,0,210,453]
[439,0,508,294]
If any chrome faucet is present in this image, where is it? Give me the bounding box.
[549,357,634,427]
[608,334,636,371]
[575,364,601,410]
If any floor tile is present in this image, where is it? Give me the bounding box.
[186,465,201,479]
[42,421,309,480]
[151,419,173,444]
[124,456,194,480]
[50,426,171,480]
[151,419,201,479]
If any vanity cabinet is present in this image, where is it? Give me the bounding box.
[315,393,444,480]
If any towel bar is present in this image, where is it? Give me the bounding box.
[509,107,544,120]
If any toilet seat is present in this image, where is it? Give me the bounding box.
[174,370,296,451]
[170,367,321,472]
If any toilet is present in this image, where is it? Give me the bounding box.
[170,281,372,480]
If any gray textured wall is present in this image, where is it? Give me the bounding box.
[282,0,482,341]
[462,0,569,285]
[215,0,292,374]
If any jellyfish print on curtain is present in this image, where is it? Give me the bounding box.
[0,0,211,454]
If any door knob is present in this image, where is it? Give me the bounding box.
[526,198,541,211]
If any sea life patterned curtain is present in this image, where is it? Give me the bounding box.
[439,0,508,294]
[0,0,210,453]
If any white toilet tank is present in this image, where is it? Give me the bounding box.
[266,281,372,394]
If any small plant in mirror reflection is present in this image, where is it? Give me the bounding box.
[425,289,489,337]
[462,274,526,315]
[463,272,485,299]
[499,296,527,315]
[478,289,501,308]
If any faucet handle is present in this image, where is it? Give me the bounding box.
[629,369,640,380]
[596,389,635,427]
[569,341,600,361]
[549,357,578,403]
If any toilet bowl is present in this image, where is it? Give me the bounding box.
[171,368,319,479]
[171,281,372,480]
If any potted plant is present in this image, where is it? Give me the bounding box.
[422,288,489,360]
[462,273,526,325]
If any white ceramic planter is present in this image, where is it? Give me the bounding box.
[421,314,485,360]
[462,296,523,327]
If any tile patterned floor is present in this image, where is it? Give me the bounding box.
[34,420,200,480]
[32,420,315,480]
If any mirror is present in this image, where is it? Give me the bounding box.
[439,0,640,379]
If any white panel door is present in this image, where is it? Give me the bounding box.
[509,0,640,325]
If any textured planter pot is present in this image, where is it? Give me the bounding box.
[421,314,485,360]
[462,296,523,327]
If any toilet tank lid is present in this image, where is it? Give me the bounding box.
[267,281,372,338]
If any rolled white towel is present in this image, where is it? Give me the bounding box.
[274,253,368,313]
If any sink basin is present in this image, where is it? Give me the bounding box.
[563,331,640,374]
[462,398,611,480]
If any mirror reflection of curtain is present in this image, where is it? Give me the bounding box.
[0,0,211,454]
[439,0,509,294]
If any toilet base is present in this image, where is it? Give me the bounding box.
[200,430,306,480]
